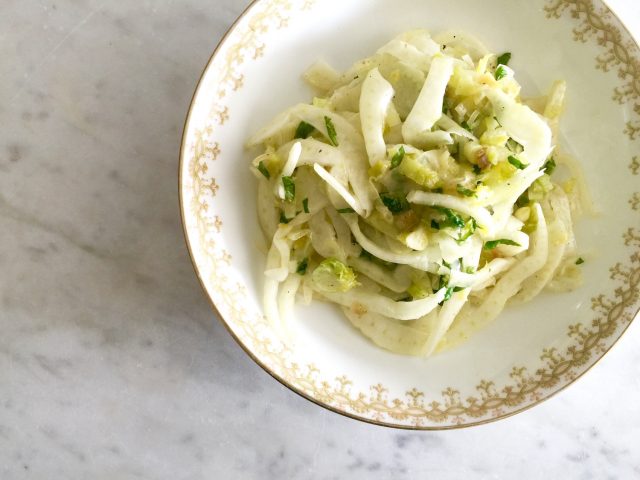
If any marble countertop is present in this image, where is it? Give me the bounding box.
[1,1,639,478]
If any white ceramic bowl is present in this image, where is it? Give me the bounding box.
[180,0,640,428]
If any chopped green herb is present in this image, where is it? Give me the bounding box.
[380,192,410,214]
[484,239,521,250]
[542,157,557,175]
[453,286,466,293]
[457,217,477,243]
[495,65,507,81]
[431,219,441,230]
[443,287,454,302]
[438,275,448,291]
[433,187,444,194]
[506,138,524,154]
[508,155,528,170]
[442,98,449,114]
[390,146,405,170]
[257,161,271,179]
[496,52,512,66]
[296,258,309,275]
[282,176,296,202]
[295,121,315,139]
[576,257,585,265]
[279,211,291,224]
[337,207,355,214]
[472,164,482,174]
[302,198,309,214]
[324,116,339,146]
[461,120,472,132]
[456,184,476,197]
[435,207,465,229]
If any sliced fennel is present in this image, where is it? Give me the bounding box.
[249,29,586,357]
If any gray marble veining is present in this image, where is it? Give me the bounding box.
[1,1,639,479]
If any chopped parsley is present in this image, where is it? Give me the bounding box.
[257,161,270,179]
[496,52,512,66]
[508,155,528,170]
[443,287,454,302]
[456,184,476,197]
[296,258,309,275]
[472,164,482,174]
[431,219,441,230]
[457,217,477,243]
[302,198,309,214]
[337,207,355,214]
[435,207,465,229]
[495,65,507,81]
[324,116,339,146]
[282,176,296,202]
[484,239,521,250]
[295,121,315,139]
[542,157,557,175]
[279,211,291,224]
[380,192,410,214]
[575,257,585,265]
[390,146,405,170]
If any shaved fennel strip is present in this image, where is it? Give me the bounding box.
[313,164,364,216]
[277,139,343,168]
[303,60,340,93]
[348,257,412,294]
[318,287,447,321]
[277,274,302,339]
[342,308,432,356]
[449,258,516,289]
[406,191,494,230]
[277,141,302,199]
[345,216,439,273]
[445,204,549,340]
[308,210,345,261]
[424,290,469,356]
[511,217,567,304]
[403,55,454,145]
[360,68,395,166]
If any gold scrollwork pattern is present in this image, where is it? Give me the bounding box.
[545,0,640,143]
[184,0,640,426]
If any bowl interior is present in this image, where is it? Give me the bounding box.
[181,0,640,428]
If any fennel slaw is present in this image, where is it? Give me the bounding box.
[248,30,587,356]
